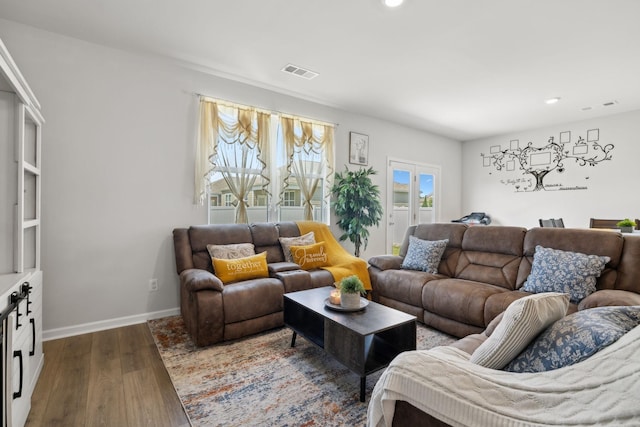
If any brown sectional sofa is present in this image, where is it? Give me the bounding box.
[369,223,640,338]
[368,223,640,426]
[173,222,348,347]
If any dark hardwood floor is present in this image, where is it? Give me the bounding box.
[25,323,190,427]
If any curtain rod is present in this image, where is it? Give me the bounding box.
[191,91,339,128]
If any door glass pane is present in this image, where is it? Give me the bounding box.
[418,173,435,224]
[391,168,411,255]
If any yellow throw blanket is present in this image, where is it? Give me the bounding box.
[296,221,372,290]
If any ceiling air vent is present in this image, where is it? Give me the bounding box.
[603,101,618,107]
[281,64,319,80]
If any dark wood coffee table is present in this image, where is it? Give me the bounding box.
[283,286,416,401]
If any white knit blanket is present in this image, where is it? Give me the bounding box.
[368,325,640,427]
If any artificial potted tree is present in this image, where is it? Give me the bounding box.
[331,166,383,257]
[617,218,636,233]
[339,275,366,309]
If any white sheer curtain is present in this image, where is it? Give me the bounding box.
[196,98,271,223]
[280,116,334,221]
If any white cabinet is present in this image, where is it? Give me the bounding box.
[0,37,44,427]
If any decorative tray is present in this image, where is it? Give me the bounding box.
[324,297,369,312]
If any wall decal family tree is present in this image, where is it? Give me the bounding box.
[481,129,614,192]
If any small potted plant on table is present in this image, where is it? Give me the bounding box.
[339,275,366,309]
[617,219,636,233]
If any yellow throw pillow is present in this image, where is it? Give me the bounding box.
[212,252,269,284]
[289,241,329,270]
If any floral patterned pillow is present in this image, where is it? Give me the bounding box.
[401,236,448,274]
[504,306,640,373]
[521,246,610,303]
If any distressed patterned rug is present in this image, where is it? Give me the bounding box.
[148,316,456,427]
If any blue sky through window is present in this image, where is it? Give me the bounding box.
[394,170,433,196]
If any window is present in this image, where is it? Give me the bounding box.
[196,97,334,225]
[277,116,333,223]
[283,191,296,207]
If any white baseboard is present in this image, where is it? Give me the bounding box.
[43,307,180,341]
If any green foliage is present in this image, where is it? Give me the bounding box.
[421,194,433,207]
[331,166,383,257]
[617,218,636,227]
[339,275,366,295]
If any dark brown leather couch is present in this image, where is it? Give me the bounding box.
[173,222,335,346]
[368,223,640,426]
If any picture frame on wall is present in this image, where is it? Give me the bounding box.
[349,132,369,165]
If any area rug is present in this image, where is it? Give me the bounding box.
[148,316,456,427]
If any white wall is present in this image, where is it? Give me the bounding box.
[462,109,640,228]
[0,19,462,337]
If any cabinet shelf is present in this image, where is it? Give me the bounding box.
[23,163,40,176]
[23,220,39,229]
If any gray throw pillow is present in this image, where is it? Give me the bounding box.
[401,236,448,274]
[521,245,610,303]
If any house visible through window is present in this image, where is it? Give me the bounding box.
[283,190,295,207]
[196,97,335,225]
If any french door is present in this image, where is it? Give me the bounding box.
[387,159,441,254]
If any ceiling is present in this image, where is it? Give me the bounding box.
[1,0,640,141]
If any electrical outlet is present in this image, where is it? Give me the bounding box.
[149,279,158,292]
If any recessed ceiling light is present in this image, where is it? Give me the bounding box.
[545,97,561,105]
[383,0,404,7]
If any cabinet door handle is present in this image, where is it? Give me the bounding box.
[13,350,23,399]
[30,318,36,356]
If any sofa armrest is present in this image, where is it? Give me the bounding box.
[369,255,403,271]
[268,262,301,274]
[578,289,640,310]
[180,269,224,292]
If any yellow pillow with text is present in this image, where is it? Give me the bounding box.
[212,252,269,284]
[290,241,329,270]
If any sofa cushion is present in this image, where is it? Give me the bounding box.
[401,236,448,273]
[470,292,569,369]
[374,269,442,308]
[207,243,256,260]
[279,231,315,263]
[423,279,509,328]
[517,227,622,289]
[212,252,269,284]
[454,226,526,290]
[290,241,329,270]
[505,305,640,373]
[405,223,467,276]
[522,246,610,303]
[222,278,284,324]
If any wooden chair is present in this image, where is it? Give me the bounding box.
[539,218,564,228]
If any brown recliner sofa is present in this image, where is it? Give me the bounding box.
[368,223,640,426]
[173,222,337,346]
[369,223,640,337]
